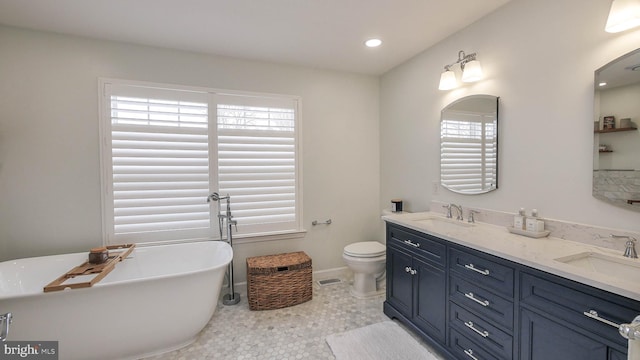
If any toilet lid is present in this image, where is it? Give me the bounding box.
[344,241,386,258]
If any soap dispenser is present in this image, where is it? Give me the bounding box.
[525,209,545,232]
[513,208,526,230]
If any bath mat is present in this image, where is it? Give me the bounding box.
[325,321,441,360]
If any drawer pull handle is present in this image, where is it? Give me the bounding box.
[464,292,490,307]
[464,349,479,360]
[583,309,620,328]
[464,263,490,276]
[464,321,490,338]
[404,267,417,275]
[403,240,421,248]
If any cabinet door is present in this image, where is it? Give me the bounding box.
[413,256,446,342]
[520,308,607,360]
[609,348,626,360]
[387,246,413,318]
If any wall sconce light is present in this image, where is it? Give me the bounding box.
[438,50,483,90]
[605,0,640,33]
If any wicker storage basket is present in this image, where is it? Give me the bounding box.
[247,251,312,311]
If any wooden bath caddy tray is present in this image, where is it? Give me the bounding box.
[43,244,135,292]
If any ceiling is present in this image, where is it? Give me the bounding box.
[0,0,511,75]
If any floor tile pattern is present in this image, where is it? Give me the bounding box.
[146,277,437,360]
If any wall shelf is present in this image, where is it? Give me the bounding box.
[599,150,613,153]
[595,127,637,134]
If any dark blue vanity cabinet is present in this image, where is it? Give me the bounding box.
[519,269,637,360]
[384,222,640,360]
[519,308,607,360]
[448,247,515,359]
[385,224,447,343]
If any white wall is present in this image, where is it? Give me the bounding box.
[0,26,381,282]
[5,0,640,283]
[380,0,640,232]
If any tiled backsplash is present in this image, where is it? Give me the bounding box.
[593,170,640,208]
[430,200,639,254]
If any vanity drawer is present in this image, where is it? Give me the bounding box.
[450,328,501,360]
[387,224,446,266]
[450,247,514,297]
[450,275,514,330]
[520,272,639,347]
[450,303,513,360]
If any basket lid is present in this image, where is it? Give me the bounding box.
[247,251,311,273]
[344,241,385,257]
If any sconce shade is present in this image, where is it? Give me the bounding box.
[605,0,640,33]
[461,60,483,83]
[439,50,483,90]
[439,70,458,90]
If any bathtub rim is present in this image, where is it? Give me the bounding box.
[0,240,233,301]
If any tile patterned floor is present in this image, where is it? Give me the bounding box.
[145,276,439,360]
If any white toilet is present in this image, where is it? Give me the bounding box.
[342,241,386,299]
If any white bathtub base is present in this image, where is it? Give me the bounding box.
[0,241,232,360]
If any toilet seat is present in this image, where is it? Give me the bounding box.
[344,241,386,258]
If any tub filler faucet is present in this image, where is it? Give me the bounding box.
[207,192,241,305]
[0,312,12,342]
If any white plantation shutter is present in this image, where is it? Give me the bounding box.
[100,80,302,244]
[441,111,497,194]
[102,84,215,244]
[216,94,299,236]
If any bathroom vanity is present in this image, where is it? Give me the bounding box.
[383,212,640,360]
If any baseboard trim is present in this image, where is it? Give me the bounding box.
[312,266,350,281]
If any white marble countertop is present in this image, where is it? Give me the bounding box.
[382,211,640,302]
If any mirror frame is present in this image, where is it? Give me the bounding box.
[440,94,500,195]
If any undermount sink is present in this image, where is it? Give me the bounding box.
[411,215,474,228]
[554,252,640,282]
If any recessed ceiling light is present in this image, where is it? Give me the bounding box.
[365,39,382,48]
[599,82,608,87]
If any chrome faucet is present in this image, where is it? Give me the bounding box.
[207,192,240,305]
[442,204,453,218]
[0,312,12,342]
[610,234,638,258]
[468,210,480,223]
[450,204,463,221]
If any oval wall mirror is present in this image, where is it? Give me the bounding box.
[593,48,640,211]
[440,95,499,194]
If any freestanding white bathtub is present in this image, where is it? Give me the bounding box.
[0,240,233,360]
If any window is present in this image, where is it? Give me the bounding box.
[100,80,302,245]
[216,94,298,236]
